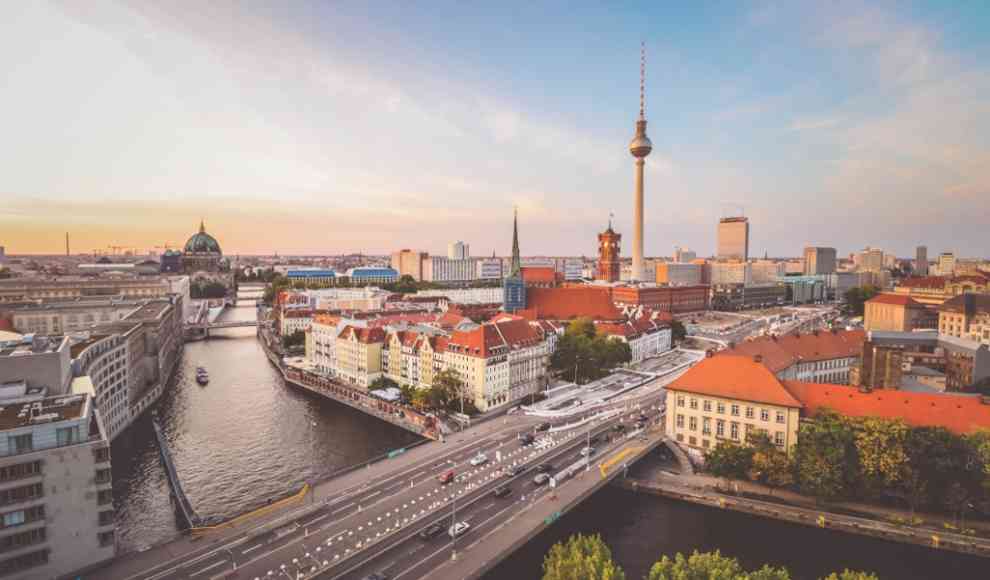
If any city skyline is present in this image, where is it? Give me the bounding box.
[3,2,989,257]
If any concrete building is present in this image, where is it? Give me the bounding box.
[864,293,937,332]
[595,318,672,364]
[345,267,398,285]
[717,217,750,262]
[563,259,584,281]
[447,242,470,260]
[0,336,73,397]
[308,314,342,376]
[938,252,957,276]
[857,247,885,273]
[778,275,826,304]
[280,310,314,336]
[416,287,503,305]
[476,258,503,281]
[803,247,837,276]
[610,285,710,314]
[390,250,427,281]
[673,247,696,263]
[285,268,336,285]
[915,246,929,276]
[0,276,174,304]
[628,45,652,282]
[5,299,154,336]
[939,293,990,345]
[596,222,621,283]
[710,261,751,286]
[0,380,115,578]
[893,274,990,306]
[719,329,865,384]
[860,331,990,392]
[655,262,702,286]
[711,284,787,311]
[751,260,786,285]
[423,257,477,283]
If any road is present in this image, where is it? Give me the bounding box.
[101,356,686,580]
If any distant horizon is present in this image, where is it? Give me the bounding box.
[3,2,989,257]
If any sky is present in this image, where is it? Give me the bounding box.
[2,1,988,258]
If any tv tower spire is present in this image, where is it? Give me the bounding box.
[629,41,653,282]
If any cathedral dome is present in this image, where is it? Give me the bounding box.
[184,221,222,254]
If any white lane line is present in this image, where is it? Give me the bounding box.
[241,543,264,555]
[190,560,224,577]
[364,490,382,500]
[332,502,355,515]
[307,512,330,524]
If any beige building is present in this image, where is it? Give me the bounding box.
[803,247,837,276]
[655,262,702,286]
[335,326,385,387]
[390,250,428,281]
[939,294,990,346]
[864,293,936,332]
[717,217,749,261]
[666,354,803,453]
[7,299,143,335]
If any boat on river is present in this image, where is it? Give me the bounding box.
[195,366,209,386]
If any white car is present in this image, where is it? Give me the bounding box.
[469,453,488,466]
[449,521,470,538]
[580,446,595,457]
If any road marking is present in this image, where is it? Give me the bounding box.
[332,502,355,514]
[241,543,264,555]
[190,560,225,577]
[307,512,330,524]
[364,490,382,500]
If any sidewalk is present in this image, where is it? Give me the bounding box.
[93,414,531,579]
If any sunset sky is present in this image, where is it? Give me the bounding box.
[2,1,988,257]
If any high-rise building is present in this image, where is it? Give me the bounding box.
[423,257,476,283]
[503,210,526,312]
[628,43,652,282]
[673,246,696,263]
[938,252,956,276]
[857,247,885,273]
[390,249,428,281]
[717,217,750,261]
[447,241,470,260]
[596,219,621,283]
[803,246,837,276]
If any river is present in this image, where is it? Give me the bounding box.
[109,294,422,552]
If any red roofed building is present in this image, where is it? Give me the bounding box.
[611,284,709,314]
[893,274,990,306]
[719,329,865,384]
[520,266,560,287]
[595,315,673,363]
[517,286,624,322]
[666,354,990,454]
[864,293,937,332]
[335,325,387,387]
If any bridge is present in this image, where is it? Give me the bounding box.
[186,320,259,330]
[88,368,680,580]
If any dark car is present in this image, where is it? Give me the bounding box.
[535,422,552,432]
[418,523,444,540]
[493,485,512,498]
[503,465,521,477]
[612,424,627,433]
[638,414,649,423]
[519,433,535,445]
[535,463,553,473]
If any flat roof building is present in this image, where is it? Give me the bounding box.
[717,217,749,262]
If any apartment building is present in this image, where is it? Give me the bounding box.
[5,299,143,335]
[864,293,937,332]
[335,326,385,388]
[719,329,865,384]
[939,294,990,345]
[423,257,477,283]
[0,276,174,303]
[595,318,672,364]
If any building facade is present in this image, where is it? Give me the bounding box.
[655,262,702,286]
[803,247,837,276]
[390,250,427,281]
[938,252,957,276]
[448,241,470,260]
[915,246,929,276]
[611,285,710,314]
[345,267,399,285]
[596,223,621,283]
[865,293,937,332]
[423,257,477,283]
[939,294,990,346]
[717,217,750,261]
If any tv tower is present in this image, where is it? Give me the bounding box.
[628,42,653,282]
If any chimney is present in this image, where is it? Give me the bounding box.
[753,354,763,363]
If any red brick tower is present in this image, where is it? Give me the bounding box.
[597,218,622,282]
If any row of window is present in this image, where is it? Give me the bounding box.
[676,414,786,446]
[677,396,785,424]
[0,526,45,554]
[0,548,48,576]
[0,506,44,530]
[0,462,41,484]
[677,431,785,448]
[0,484,43,508]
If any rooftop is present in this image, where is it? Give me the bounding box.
[124,300,173,321]
[0,393,86,431]
[667,355,804,408]
[719,329,865,373]
[867,293,926,308]
[518,286,624,321]
[0,335,67,358]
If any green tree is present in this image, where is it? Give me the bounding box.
[748,445,794,496]
[281,330,306,350]
[842,285,878,316]
[854,417,909,493]
[967,429,990,496]
[903,426,982,514]
[567,318,597,339]
[429,368,478,415]
[369,377,399,392]
[550,319,632,384]
[794,410,860,502]
[647,550,790,580]
[705,441,754,489]
[542,533,625,580]
[820,571,879,580]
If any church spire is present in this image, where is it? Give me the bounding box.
[199,219,206,234]
[510,207,521,277]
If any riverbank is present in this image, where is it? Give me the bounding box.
[619,456,990,559]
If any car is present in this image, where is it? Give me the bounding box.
[638,414,649,423]
[518,433,535,445]
[449,521,471,538]
[503,465,521,477]
[437,470,455,485]
[493,485,511,498]
[612,424,626,433]
[418,523,444,540]
[580,446,595,457]
[535,463,553,473]
[469,453,488,466]
[532,473,550,486]
[535,422,551,432]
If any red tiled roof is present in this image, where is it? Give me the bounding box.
[668,355,803,408]
[939,293,990,314]
[720,329,866,374]
[783,382,990,435]
[339,325,386,344]
[436,311,470,330]
[522,286,624,321]
[867,293,925,308]
[521,266,557,284]
[897,276,946,289]
[447,318,543,358]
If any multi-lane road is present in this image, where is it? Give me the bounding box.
[106,358,686,580]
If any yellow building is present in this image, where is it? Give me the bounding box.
[335,326,385,388]
[665,355,803,452]
[939,293,990,346]
[864,293,936,332]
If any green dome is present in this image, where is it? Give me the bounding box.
[184,221,222,254]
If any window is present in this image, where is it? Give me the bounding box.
[676,433,683,442]
[703,400,712,412]
[0,484,43,507]
[7,435,32,455]
[745,406,754,419]
[689,417,697,431]
[702,439,710,449]
[730,404,740,417]
[688,436,697,446]
[775,431,785,446]
[776,411,786,424]
[760,409,770,422]
[98,530,115,547]
[98,510,114,526]
[717,402,725,414]
[1,512,24,528]
[56,426,80,447]
[97,489,113,506]
[716,419,725,438]
[0,549,49,576]
[0,527,46,554]
[676,414,684,428]
[702,417,711,435]
[689,398,698,410]
[0,462,41,483]
[676,395,685,408]
[95,469,111,485]
[730,422,739,440]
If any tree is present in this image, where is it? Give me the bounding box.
[821,571,879,580]
[281,330,306,350]
[967,429,990,496]
[542,533,626,580]
[843,286,878,316]
[567,318,597,339]
[550,319,632,384]
[369,377,399,392]
[903,426,982,514]
[428,368,478,415]
[854,417,909,493]
[748,445,794,496]
[647,550,789,580]
[670,320,687,342]
[705,441,754,489]
[793,410,860,502]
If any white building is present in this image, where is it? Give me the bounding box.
[415,287,503,305]
[448,241,470,260]
[476,258,503,281]
[656,262,702,285]
[937,252,956,276]
[423,257,477,283]
[710,261,752,286]
[596,319,672,364]
[280,310,314,336]
[563,259,584,281]
[308,315,344,376]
